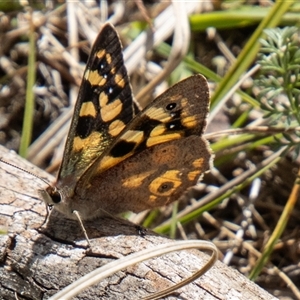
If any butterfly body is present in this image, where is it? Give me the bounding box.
[40,23,212,220]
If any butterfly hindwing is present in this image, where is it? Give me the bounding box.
[58,24,135,187]
[79,136,211,215]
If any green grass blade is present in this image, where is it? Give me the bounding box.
[190,5,300,31]
[210,0,295,109]
[249,166,300,280]
[19,11,36,158]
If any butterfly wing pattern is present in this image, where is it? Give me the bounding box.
[41,23,212,220]
[58,23,136,190]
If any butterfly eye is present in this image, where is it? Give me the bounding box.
[48,187,61,203]
[39,188,62,206]
[51,192,61,204]
[166,103,176,110]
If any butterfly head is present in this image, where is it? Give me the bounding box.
[38,184,86,220]
[38,185,77,218]
[38,186,61,207]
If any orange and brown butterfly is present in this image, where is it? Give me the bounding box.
[40,23,212,220]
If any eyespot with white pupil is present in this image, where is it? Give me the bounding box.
[109,87,113,94]
[166,103,176,110]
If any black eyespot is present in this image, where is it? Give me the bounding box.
[167,120,183,131]
[97,58,108,73]
[158,182,174,194]
[166,103,176,110]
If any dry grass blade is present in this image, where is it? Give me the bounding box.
[48,240,218,300]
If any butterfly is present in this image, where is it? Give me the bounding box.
[40,23,212,221]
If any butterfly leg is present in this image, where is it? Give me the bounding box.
[73,210,91,247]
[39,203,53,229]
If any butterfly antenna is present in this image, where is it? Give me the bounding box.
[0,157,51,187]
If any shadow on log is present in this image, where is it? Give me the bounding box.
[0,145,276,299]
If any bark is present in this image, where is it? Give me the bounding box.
[0,145,276,300]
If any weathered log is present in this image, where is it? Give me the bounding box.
[0,145,276,299]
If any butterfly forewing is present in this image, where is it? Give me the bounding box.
[58,24,135,187]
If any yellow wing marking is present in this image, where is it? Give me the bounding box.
[182,115,198,129]
[145,107,172,122]
[96,49,105,59]
[84,69,107,86]
[105,53,112,64]
[122,171,155,188]
[149,195,157,203]
[150,124,166,137]
[73,131,102,153]
[108,120,126,137]
[146,133,182,147]
[79,102,97,118]
[192,157,206,169]
[100,99,123,122]
[115,73,126,88]
[99,92,109,107]
[149,170,182,196]
[188,170,201,181]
